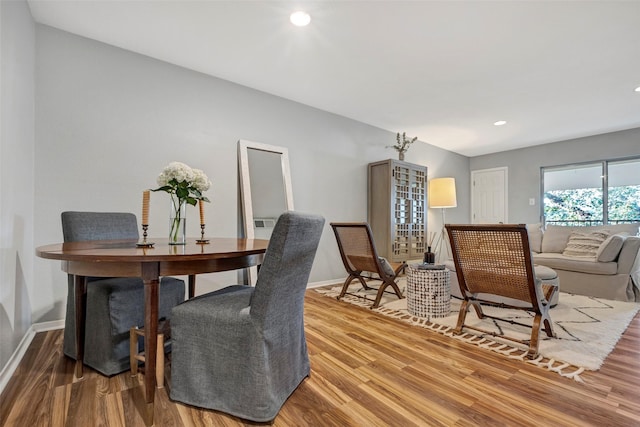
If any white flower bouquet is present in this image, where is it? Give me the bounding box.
[153,162,211,243]
[154,161,211,203]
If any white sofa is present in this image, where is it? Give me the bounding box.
[527,223,640,302]
[445,222,640,303]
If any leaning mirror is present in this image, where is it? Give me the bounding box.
[238,140,294,285]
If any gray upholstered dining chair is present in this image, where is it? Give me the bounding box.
[61,211,185,376]
[170,211,325,422]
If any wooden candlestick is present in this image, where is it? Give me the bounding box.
[199,200,205,226]
[137,190,154,248]
[196,224,209,244]
[197,200,209,244]
[136,224,155,248]
[142,190,150,225]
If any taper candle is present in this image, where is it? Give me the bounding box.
[142,190,150,225]
[199,199,205,225]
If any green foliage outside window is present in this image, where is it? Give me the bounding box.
[544,185,640,225]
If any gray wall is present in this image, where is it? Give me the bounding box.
[0,0,36,375]
[470,128,640,224]
[32,24,470,330]
[4,1,638,386]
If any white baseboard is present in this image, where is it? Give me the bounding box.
[33,319,64,332]
[0,320,64,395]
[0,328,35,395]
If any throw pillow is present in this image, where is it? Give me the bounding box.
[541,225,575,253]
[562,230,610,258]
[526,223,543,253]
[595,233,627,262]
[378,257,396,277]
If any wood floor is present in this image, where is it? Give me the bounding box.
[2,289,639,426]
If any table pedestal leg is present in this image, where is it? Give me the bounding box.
[73,275,87,379]
[141,263,160,426]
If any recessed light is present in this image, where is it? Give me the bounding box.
[494,120,507,126]
[290,11,311,27]
[635,86,640,92]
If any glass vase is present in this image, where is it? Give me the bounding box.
[169,198,187,245]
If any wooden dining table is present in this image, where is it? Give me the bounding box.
[36,237,269,425]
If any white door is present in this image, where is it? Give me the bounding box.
[471,167,508,224]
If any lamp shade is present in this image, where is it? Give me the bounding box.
[429,177,457,208]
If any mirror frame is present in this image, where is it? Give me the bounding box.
[238,139,294,284]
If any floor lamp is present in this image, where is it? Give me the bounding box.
[428,177,457,263]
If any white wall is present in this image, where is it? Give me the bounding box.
[33,25,470,324]
[470,127,640,223]
[0,0,36,371]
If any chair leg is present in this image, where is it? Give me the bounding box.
[541,309,556,338]
[387,279,404,299]
[357,276,371,290]
[371,279,404,309]
[454,300,470,334]
[156,335,164,389]
[371,284,387,309]
[455,300,484,334]
[542,317,556,338]
[130,326,165,388]
[470,301,484,319]
[528,314,543,359]
[130,327,138,376]
[337,275,357,300]
[529,308,556,359]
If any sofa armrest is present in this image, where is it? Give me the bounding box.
[617,236,640,274]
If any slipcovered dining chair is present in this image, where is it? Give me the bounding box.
[170,212,325,422]
[62,211,185,376]
[331,222,405,308]
[445,223,558,358]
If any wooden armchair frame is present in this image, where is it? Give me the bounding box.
[331,222,405,308]
[445,224,557,358]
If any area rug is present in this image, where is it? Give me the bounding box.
[316,281,640,382]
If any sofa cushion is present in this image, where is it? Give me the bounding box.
[606,223,640,236]
[532,253,618,275]
[541,225,574,253]
[595,233,627,262]
[562,230,610,258]
[527,223,543,253]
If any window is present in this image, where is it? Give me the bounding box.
[608,159,640,223]
[542,157,640,226]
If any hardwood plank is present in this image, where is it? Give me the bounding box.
[65,376,98,426]
[95,391,126,427]
[335,400,390,427]
[49,384,71,427]
[1,289,638,426]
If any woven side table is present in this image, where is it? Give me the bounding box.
[406,265,451,319]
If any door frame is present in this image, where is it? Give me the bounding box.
[471,166,508,224]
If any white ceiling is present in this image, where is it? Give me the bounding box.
[27,0,640,157]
